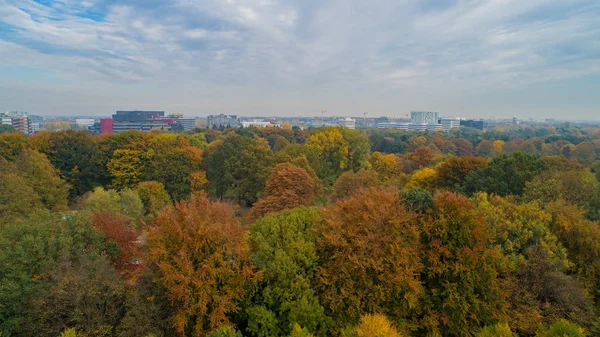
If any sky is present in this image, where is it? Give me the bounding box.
[0,0,599,119]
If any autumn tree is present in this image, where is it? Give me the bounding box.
[452,138,474,156]
[409,146,436,169]
[419,192,506,336]
[12,149,70,211]
[369,152,403,181]
[476,140,495,157]
[406,167,438,191]
[0,172,43,221]
[472,194,592,333]
[0,132,28,160]
[93,213,141,274]
[342,314,404,337]
[331,169,381,201]
[247,208,326,337]
[463,152,548,196]
[316,189,423,329]
[436,156,488,190]
[147,197,260,336]
[522,170,598,207]
[135,181,172,216]
[572,142,596,166]
[546,202,600,301]
[107,149,145,190]
[248,163,316,222]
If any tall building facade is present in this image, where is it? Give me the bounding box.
[2,111,33,135]
[411,111,439,124]
[207,114,240,128]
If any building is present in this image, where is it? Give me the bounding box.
[339,117,356,129]
[408,123,443,131]
[411,111,440,124]
[167,113,195,131]
[377,123,409,130]
[241,120,277,128]
[100,118,114,134]
[460,119,484,130]
[207,114,240,128]
[440,117,464,132]
[31,123,40,133]
[75,118,95,128]
[2,111,33,135]
[99,110,182,134]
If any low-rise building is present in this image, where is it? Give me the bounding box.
[440,117,464,132]
[460,119,484,130]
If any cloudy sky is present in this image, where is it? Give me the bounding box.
[0,0,598,119]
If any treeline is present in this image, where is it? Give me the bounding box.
[1,124,600,337]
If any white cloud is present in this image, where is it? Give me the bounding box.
[0,0,598,118]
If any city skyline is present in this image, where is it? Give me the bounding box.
[0,0,599,119]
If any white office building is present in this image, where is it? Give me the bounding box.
[411,111,440,124]
[339,117,356,129]
[440,117,464,132]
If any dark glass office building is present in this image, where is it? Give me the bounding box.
[460,119,484,130]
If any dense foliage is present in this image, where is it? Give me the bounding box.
[2,123,600,337]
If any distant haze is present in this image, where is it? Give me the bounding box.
[0,0,599,119]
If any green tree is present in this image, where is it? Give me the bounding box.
[0,213,108,336]
[207,326,243,337]
[34,130,109,199]
[463,152,548,196]
[134,181,172,216]
[25,256,126,337]
[401,187,434,214]
[475,323,517,337]
[144,135,202,201]
[535,320,586,337]
[0,124,14,134]
[419,192,506,336]
[82,187,144,221]
[247,208,327,337]
[204,135,275,204]
[340,128,371,172]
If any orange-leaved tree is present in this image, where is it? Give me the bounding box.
[147,197,260,337]
[248,163,315,222]
[316,189,423,329]
[92,212,141,275]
